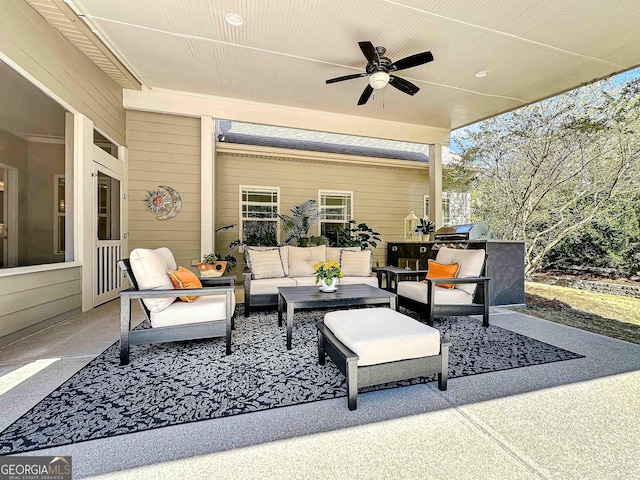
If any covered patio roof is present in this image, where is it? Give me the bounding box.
[26,0,640,142]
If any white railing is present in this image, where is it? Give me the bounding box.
[96,241,123,298]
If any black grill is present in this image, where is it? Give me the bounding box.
[433,222,493,249]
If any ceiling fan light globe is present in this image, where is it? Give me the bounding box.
[369,71,390,89]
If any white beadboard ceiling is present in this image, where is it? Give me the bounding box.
[36,0,640,130]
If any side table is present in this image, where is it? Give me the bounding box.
[200,276,235,288]
[375,266,425,292]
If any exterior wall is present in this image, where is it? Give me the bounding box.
[0,0,126,144]
[215,151,430,274]
[0,265,82,346]
[0,0,127,343]
[126,111,201,269]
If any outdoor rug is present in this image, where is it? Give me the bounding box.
[0,306,583,454]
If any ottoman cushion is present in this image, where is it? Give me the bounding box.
[324,308,440,366]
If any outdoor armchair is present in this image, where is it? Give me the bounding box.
[396,247,490,327]
[118,247,236,365]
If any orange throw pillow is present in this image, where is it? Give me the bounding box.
[422,260,460,289]
[167,266,202,302]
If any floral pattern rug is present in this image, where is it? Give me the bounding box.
[0,306,583,454]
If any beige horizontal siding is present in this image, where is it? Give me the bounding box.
[0,0,126,144]
[0,266,82,340]
[215,152,431,271]
[126,110,202,268]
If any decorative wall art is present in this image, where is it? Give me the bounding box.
[144,185,182,220]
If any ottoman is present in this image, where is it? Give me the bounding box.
[317,307,450,410]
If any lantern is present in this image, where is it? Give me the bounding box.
[404,209,420,241]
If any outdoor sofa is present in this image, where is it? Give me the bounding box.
[243,245,377,316]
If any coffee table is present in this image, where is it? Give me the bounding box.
[277,284,397,350]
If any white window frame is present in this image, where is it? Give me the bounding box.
[53,174,65,254]
[423,195,430,220]
[318,190,353,237]
[442,193,451,225]
[425,193,452,225]
[239,185,280,244]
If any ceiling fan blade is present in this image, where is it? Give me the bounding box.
[390,51,434,71]
[389,76,420,96]
[358,41,379,65]
[326,73,368,84]
[357,85,374,105]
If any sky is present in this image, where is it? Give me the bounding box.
[449,66,640,153]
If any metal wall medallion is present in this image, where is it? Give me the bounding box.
[145,185,182,220]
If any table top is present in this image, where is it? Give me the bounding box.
[277,284,396,303]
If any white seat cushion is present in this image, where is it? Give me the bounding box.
[150,294,236,328]
[249,277,297,295]
[398,281,473,305]
[324,308,440,366]
[293,276,319,287]
[337,276,378,288]
[435,247,485,295]
[129,247,177,313]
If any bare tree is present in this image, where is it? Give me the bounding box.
[456,78,640,276]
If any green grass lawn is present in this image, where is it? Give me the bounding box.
[510,282,640,344]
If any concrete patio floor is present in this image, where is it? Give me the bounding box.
[1,299,639,479]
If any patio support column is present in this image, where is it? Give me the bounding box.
[76,114,94,312]
[201,116,214,258]
[428,143,443,229]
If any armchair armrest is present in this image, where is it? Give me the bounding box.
[424,276,490,286]
[120,285,234,300]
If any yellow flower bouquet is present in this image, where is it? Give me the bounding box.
[313,259,344,287]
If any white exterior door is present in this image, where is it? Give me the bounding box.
[93,146,125,306]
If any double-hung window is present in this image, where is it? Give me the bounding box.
[318,190,352,239]
[240,186,279,245]
[424,193,452,225]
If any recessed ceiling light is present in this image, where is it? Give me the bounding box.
[225,13,244,27]
[475,70,490,78]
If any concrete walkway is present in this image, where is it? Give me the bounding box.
[1,301,639,479]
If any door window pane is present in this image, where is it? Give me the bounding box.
[97,172,121,240]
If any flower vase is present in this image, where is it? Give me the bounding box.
[320,277,337,292]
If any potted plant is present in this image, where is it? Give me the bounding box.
[414,218,435,241]
[330,220,382,250]
[198,226,242,276]
[278,199,329,246]
[313,259,343,292]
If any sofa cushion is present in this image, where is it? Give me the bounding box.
[435,247,485,295]
[326,246,359,263]
[129,247,176,313]
[246,246,289,276]
[425,260,460,289]
[340,249,372,277]
[249,277,297,295]
[398,280,473,305]
[288,245,327,277]
[324,308,440,366]
[150,293,236,328]
[293,276,319,287]
[167,266,202,302]
[337,276,378,288]
[246,248,285,279]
